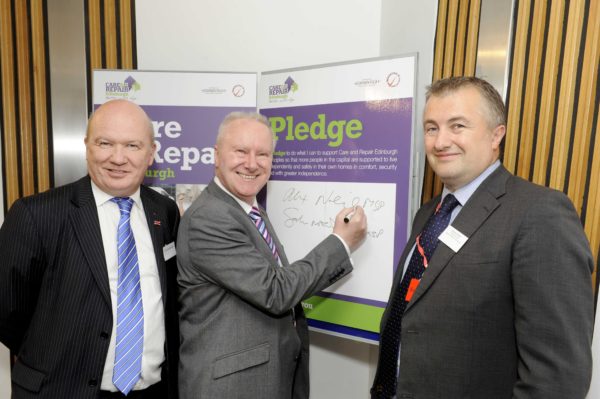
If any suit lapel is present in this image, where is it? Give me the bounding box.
[69,176,111,306]
[140,187,167,301]
[207,181,283,267]
[405,166,509,311]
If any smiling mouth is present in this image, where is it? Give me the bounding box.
[238,173,258,181]
[107,168,129,175]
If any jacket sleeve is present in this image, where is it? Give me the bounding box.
[0,199,47,352]
[179,202,352,316]
[511,190,594,398]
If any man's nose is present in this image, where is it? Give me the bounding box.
[433,128,452,150]
[110,145,127,163]
[245,152,258,169]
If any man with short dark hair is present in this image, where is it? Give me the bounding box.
[0,99,180,398]
[371,76,594,399]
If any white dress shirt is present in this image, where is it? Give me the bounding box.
[91,182,165,392]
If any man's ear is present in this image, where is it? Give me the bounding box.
[492,125,506,150]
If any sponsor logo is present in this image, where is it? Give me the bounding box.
[201,86,226,95]
[268,76,298,102]
[354,78,381,88]
[104,75,140,100]
[232,84,245,97]
[386,72,400,87]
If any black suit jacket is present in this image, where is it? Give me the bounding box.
[0,176,180,398]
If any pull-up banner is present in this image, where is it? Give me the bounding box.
[259,55,417,343]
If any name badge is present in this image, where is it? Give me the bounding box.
[438,225,468,253]
[163,242,176,260]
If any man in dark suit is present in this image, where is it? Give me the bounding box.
[371,76,594,399]
[0,99,180,398]
[177,112,367,399]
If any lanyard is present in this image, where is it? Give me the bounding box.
[405,201,445,301]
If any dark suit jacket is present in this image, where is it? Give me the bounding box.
[177,181,352,399]
[373,165,594,399]
[0,176,180,398]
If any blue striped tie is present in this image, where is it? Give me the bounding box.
[249,206,279,261]
[111,197,143,395]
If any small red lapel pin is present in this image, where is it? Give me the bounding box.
[154,220,161,226]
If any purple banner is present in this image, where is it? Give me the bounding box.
[141,105,254,185]
[261,99,413,271]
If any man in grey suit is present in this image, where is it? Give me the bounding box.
[0,100,180,398]
[177,112,367,399]
[371,77,594,398]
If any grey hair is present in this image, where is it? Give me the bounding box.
[215,111,276,149]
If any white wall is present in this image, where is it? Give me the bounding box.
[136,0,381,72]
[136,1,437,397]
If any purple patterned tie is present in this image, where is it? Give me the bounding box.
[249,206,279,261]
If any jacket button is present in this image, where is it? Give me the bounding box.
[100,331,109,339]
[88,379,98,387]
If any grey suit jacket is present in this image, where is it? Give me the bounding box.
[0,176,180,399]
[177,181,352,399]
[374,165,594,399]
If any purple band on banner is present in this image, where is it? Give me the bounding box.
[308,319,380,342]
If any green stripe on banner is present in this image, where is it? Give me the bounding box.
[301,296,384,333]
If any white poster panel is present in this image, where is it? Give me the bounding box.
[259,55,416,342]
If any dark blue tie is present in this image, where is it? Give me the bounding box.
[372,194,459,398]
[111,197,143,395]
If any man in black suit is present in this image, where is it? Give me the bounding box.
[0,99,180,398]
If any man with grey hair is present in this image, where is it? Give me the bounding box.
[177,111,368,398]
[371,76,594,398]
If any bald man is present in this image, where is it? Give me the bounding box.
[0,100,180,399]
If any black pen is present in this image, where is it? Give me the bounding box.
[344,206,357,223]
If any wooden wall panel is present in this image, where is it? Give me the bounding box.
[516,1,547,180]
[14,0,34,196]
[30,0,51,191]
[531,1,564,185]
[0,0,52,209]
[549,0,585,191]
[0,0,20,207]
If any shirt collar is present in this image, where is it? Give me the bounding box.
[441,160,501,206]
[90,179,142,210]
[213,176,257,214]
